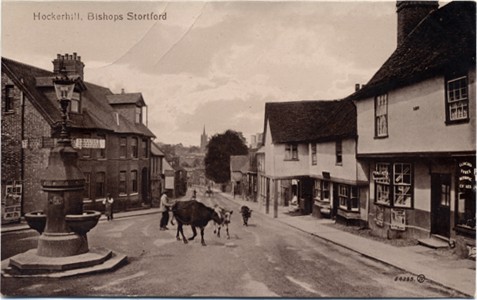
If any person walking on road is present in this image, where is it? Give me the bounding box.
[103,193,114,221]
[159,192,174,230]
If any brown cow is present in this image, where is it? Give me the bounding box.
[172,200,224,246]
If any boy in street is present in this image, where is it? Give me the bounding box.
[159,192,174,230]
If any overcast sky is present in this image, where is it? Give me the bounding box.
[2,0,401,146]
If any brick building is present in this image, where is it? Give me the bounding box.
[1,53,155,221]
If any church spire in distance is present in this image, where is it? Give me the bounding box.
[200,125,208,152]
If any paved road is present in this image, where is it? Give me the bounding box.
[1,190,466,297]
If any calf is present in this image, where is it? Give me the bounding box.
[213,207,233,239]
[240,205,252,226]
[172,200,224,246]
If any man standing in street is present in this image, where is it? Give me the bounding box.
[159,192,174,230]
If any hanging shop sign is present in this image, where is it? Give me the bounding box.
[390,209,406,231]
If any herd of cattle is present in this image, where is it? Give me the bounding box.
[170,199,252,246]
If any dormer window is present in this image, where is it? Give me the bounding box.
[69,92,81,113]
[446,75,469,124]
[135,106,142,124]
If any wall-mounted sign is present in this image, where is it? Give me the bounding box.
[458,161,475,190]
[390,209,406,231]
[73,138,106,149]
[375,206,384,227]
[372,170,389,181]
[322,172,331,179]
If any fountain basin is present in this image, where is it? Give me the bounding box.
[25,211,47,234]
[65,210,101,235]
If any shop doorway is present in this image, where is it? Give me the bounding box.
[431,173,451,238]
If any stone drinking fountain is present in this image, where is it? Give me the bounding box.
[2,66,127,277]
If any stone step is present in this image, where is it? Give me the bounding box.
[417,237,450,249]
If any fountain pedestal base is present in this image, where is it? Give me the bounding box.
[4,247,127,277]
[37,232,88,257]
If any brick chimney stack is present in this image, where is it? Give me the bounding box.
[52,52,85,80]
[396,1,438,47]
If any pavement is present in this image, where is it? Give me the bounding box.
[2,191,476,297]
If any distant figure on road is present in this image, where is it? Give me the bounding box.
[192,189,197,200]
[159,192,175,231]
[103,193,114,221]
[205,186,213,197]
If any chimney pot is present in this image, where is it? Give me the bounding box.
[121,88,125,94]
[73,52,77,60]
[355,84,361,92]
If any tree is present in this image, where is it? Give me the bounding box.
[205,130,248,184]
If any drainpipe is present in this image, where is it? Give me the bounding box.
[20,79,25,216]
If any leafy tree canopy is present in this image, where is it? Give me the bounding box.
[205,130,248,184]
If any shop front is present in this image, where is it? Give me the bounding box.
[366,155,476,258]
[454,156,476,258]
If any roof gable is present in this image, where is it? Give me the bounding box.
[2,57,155,137]
[107,93,146,106]
[264,99,356,144]
[230,155,249,172]
[352,1,476,100]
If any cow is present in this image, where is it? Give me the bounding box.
[213,206,233,239]
[240,205,252,226]
[172,200,224,246]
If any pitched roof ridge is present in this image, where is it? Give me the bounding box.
[2,57,53,76]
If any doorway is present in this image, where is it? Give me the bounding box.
[431,173,451,238]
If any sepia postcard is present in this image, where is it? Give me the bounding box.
[1,0,475,298]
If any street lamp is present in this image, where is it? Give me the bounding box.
[53,67,75,143]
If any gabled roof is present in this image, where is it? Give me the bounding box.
[151,142,165,156]
[107,93,146,106]
[1,57,155,137]
[351,1,476,100]
[230,155,249,173]
[264,99,356,144]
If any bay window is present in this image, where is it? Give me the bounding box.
[119,171,127,195]
[120,137,127,158]
[338,184,359,211]
[131,170,138,193]
[132,137,138,158]
[374,162,413,208]
[95,172,105,199]
[83,172,91,199]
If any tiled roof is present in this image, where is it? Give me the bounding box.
[230,155,249,173]
[107,93,146,106]
[351,1,476,100]
[1,57,155,137]
[264,99,356,144]
[151,142,165,156]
